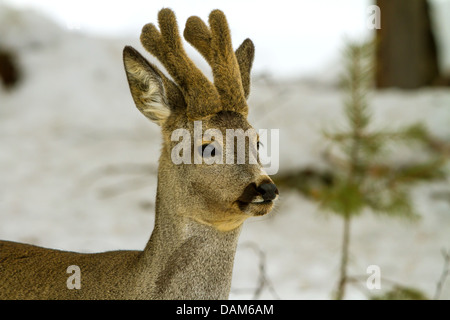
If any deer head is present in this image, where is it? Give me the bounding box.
[123,8,278,232]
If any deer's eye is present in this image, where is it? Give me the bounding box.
[200,143,216,158]
[257,141,262,151]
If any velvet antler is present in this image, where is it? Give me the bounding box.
[184,10,253,117]
[140,8,222,120]
[140,8,254,120]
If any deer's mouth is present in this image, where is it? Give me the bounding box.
[250,196,273,205]
[236,183,276,216]
[236,199,274,216]
[236,181,278,214]
[237,196,274,206]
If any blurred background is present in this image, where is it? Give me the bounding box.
[0,0,449,299]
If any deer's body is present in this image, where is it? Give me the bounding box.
[0,223,239,299]
[0,241,141,299]
[0,9,278,300]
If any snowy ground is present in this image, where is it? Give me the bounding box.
[1,6,449,300]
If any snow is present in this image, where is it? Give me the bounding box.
[1,5,449,300]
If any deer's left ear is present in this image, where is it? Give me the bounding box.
[235,38,255,100]
[123,46,171,126]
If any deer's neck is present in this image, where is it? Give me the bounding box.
[136,167,242,299]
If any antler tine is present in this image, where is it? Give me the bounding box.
[140,8,221,119]
[235,38,255,100]
[184,10,249,117]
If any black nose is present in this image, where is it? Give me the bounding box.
[256,183,279,201]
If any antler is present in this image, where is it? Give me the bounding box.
[140,8,254,120]
[140,8,222,120]
[234,38,255,100]
[184,10,249,117]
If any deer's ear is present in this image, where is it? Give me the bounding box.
[123,46,170,126]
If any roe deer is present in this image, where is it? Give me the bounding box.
[0,8,278,299]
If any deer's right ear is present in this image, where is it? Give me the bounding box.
[123,46,170,126]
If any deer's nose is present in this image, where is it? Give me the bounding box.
[256,183,279,201]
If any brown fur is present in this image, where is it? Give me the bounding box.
[184,10,248,116]
[0,8,277,300]
[140,9,221,119]
[235,39,255,99]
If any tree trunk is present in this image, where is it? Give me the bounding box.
[335,214,351,300]
[376,0,440,89]
[0,49,20,90]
